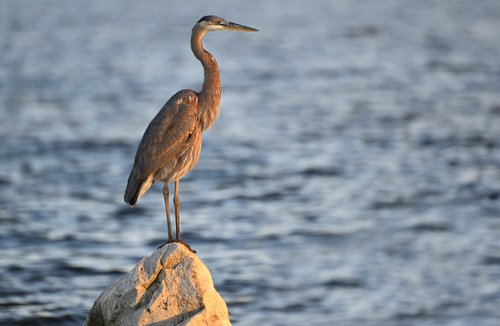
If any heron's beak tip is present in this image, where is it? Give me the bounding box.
[226,22,259,32]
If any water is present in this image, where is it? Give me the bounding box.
[1,0,500,325]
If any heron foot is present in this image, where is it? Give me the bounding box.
[176,239,197,253]
[158,239,197,254]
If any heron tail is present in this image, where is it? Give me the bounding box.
[124,172,153,207]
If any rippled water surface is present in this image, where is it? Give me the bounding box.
[1,0,500,325]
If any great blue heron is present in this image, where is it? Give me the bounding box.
[124,16,258,252]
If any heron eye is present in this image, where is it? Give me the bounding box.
[212,20,218,24]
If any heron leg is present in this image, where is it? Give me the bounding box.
[174,180,181,240]
[172,180,196,253]
[158,180,196,253]
[163,181,174,242]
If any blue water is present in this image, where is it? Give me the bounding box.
[1,0,500,325]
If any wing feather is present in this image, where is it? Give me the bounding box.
[124,90,198,204]
[134,90,198,178]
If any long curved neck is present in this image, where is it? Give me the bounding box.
[191,28,221,131]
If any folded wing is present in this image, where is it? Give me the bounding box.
[124,90,199,206]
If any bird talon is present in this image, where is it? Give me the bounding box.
[158,239,196,254]
[176,239,197,254]
[157,239,175,250]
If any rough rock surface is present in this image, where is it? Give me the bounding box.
[83,243,231,326]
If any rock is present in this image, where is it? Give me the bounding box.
[83,243,231,326]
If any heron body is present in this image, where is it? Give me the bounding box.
[124,16,258,252]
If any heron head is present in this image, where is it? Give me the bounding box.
[193,15,259,33]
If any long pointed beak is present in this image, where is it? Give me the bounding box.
[224,21,259,32]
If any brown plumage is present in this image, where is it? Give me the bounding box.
[124,16,258,252]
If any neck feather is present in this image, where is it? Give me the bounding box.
[191,28,221,131]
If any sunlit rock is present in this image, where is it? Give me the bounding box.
[83,243,231,326]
